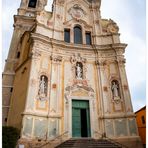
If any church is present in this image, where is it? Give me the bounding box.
[2,0,143,147]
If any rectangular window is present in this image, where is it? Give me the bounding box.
[10,87,13,92]
[86,32,91,45]
[64,29,70,43]
[28,0,37,8]
[17,52,20,58]
[141,116,145,124]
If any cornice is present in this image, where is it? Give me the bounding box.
[98,113,136,119]
[31,33,127,52]
[22,111,62,118]
[14,15,36,23]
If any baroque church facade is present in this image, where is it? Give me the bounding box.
[2,0,142,147]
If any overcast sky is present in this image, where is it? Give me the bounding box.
[2,0,146,112]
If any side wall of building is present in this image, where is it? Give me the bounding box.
[136,107,146,145]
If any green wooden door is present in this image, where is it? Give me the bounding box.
[86,109,91,137]
[72,100,91,137]
[72,108,81,137]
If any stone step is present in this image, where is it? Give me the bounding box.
[55,138,122,148]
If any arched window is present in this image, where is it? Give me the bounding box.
[76,62,83,79]
[74,26,82,44]
[38,75,48,97]
[28,0,37,8]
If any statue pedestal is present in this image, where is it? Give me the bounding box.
[113,96,122,111]
[114,102,122,111]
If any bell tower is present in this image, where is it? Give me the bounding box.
[2,0,47,125]
[18,0,47,16]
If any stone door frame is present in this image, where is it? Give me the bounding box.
[68,96,95,138]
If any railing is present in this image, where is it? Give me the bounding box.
[28,131,69,148]
[94,131,129,148]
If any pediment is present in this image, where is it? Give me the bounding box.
[71,88,89,97]
[63,19,92,29]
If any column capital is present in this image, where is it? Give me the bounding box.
[50,55,63,64]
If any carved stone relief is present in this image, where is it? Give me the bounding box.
[30,50,41,60]
[50,55,63,64]
[68,4,86,20]
[117,58,126,67]
[65,79,95,104]
[70,53,87,79]
[100,19,119,34]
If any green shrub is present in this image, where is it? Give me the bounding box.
[2,126,20,148]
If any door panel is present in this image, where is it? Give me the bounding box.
[72,108,81,137]
[86,109,91,137]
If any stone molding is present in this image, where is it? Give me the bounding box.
[22,111,62,118]
[2,72,15,75]
[2,85,13,88]
[98,113,136,119]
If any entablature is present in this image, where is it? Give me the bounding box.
[31,32,127,51]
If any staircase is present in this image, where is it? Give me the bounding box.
[55,138,122,148]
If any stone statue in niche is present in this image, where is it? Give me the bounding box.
[39,75,48,98]
[76,62,83,79]
[111,81,120,100]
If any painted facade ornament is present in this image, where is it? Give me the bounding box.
[68,4,86,20]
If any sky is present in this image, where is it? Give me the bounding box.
[2,0,146,112]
